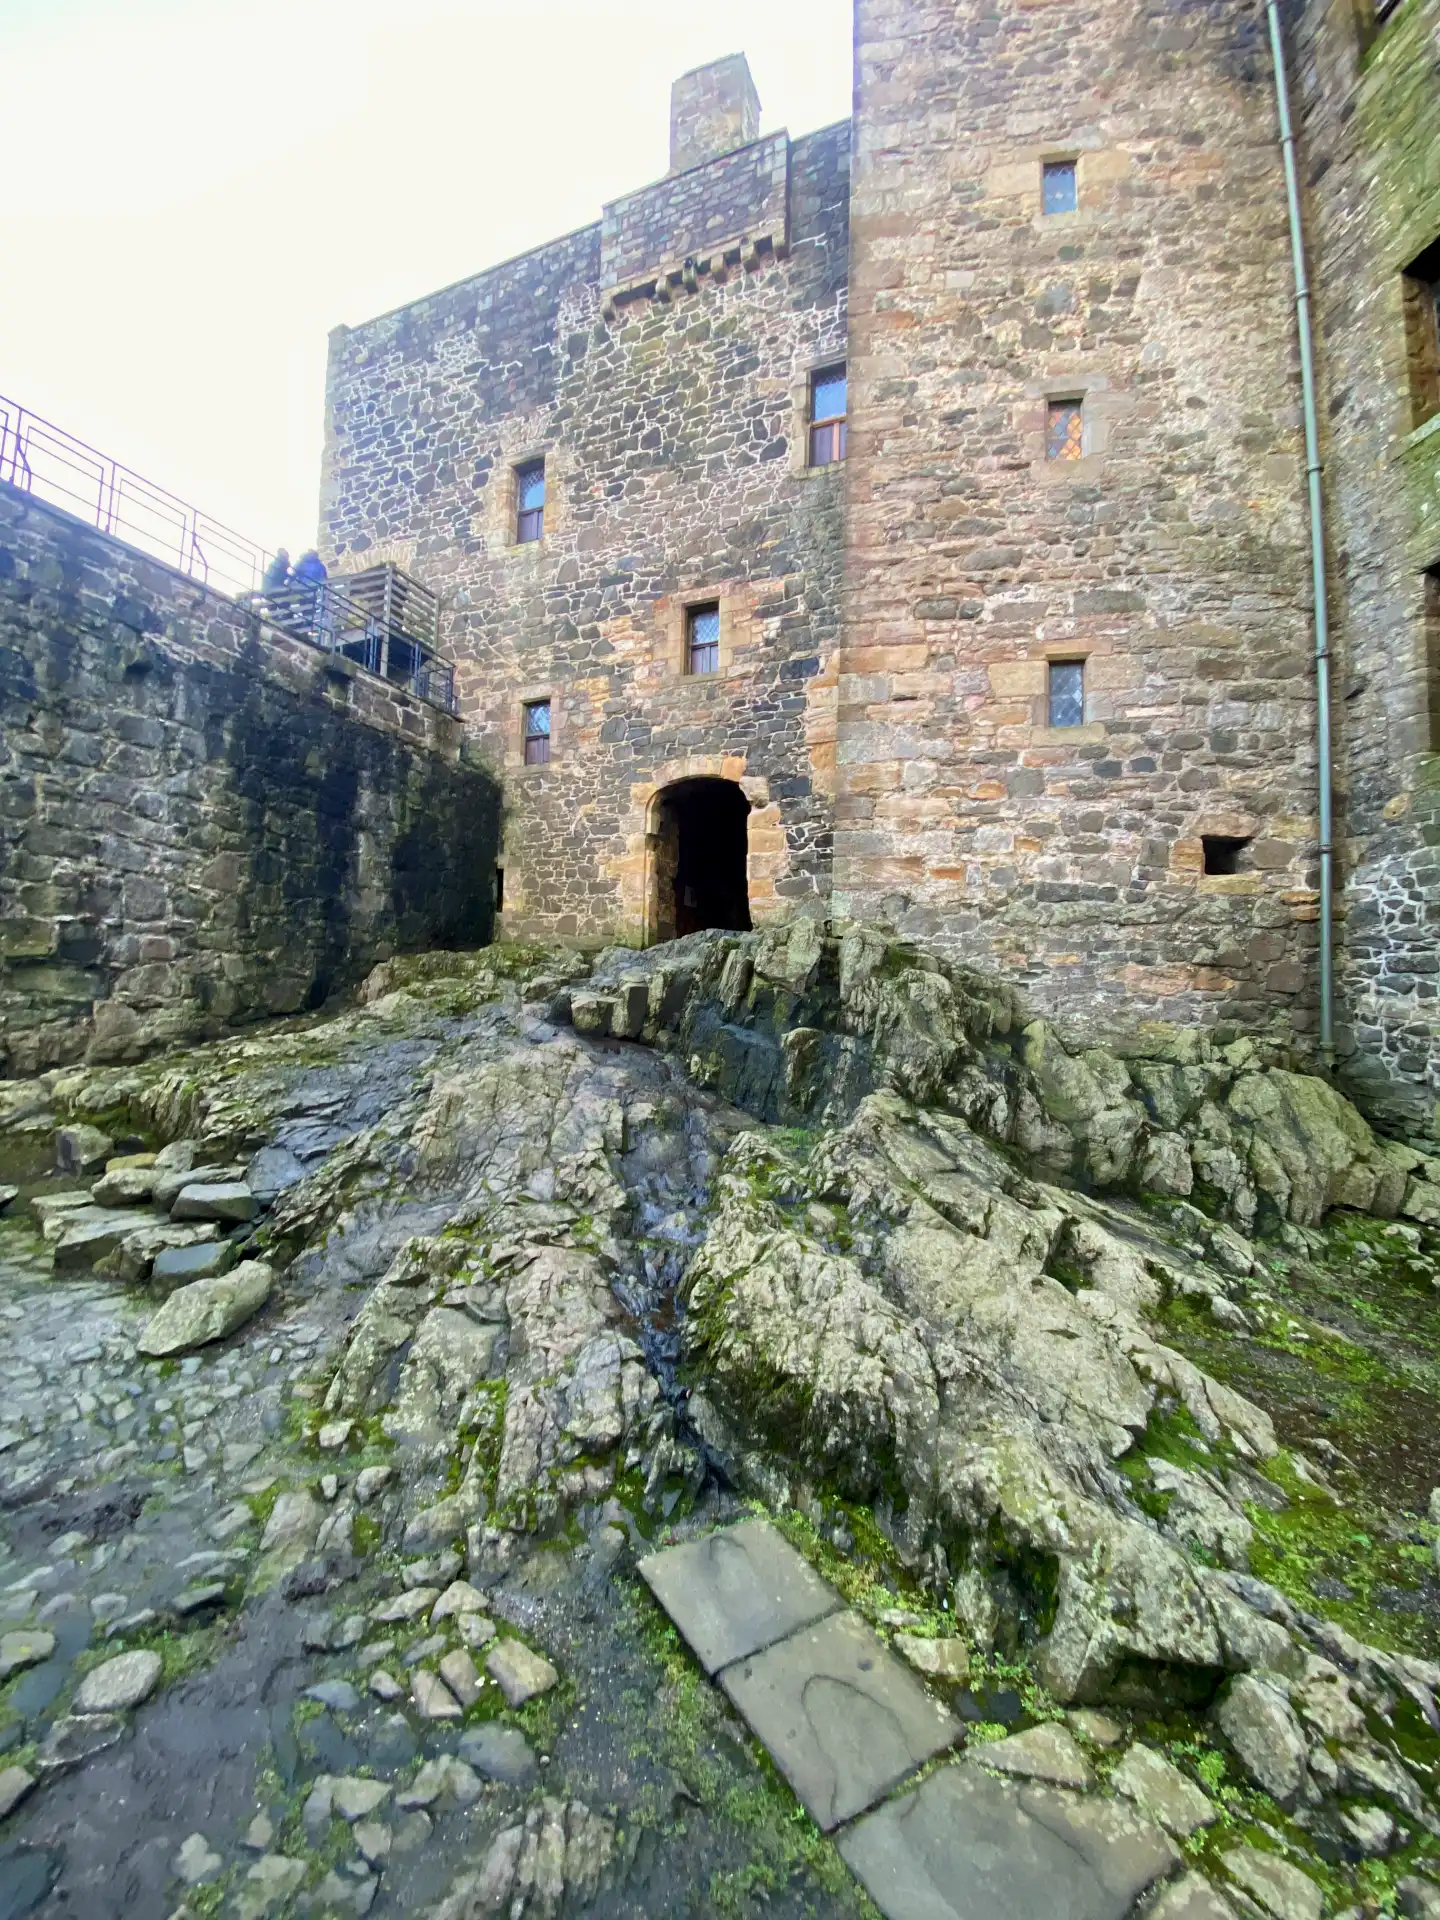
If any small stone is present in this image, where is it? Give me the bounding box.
[170,1181,258,1224]
[352,1820,391,1866]
[152,1240,236,1288]
[1214,1673,1308,1807]
[1148,1873,1240,1920]
[372,1587,439,1624]
[302,1777,335,1831]
[0,1764,36,1819]
[223,1441,263,1474]
[332,1777,391,1821]
[56,1124,113,1175]
[236,1854,306,1920]
[397,1755,482,1809]
[306,1680,360,1713]
[0,1185,17,1213]
[259,1489,322,1563]
[243,1813,274,1851]
[137,1262,274,1358]
[357,1639,395,1667]
[174,1832,224,1885]
[1223,1847,1323,1920]
[354,1466,393,1505]
[73,1648,163,1712]
[333,1614,366,1649]
[0,1628,55,1679]
[1111,1743,1217,1837]
[1066,1708,1125,1746]
[172,1582,226,1617]
[208,1503,254,1543]
[91,1166,159,1207]
[391,1809,432,1853]
[430,1579,488,1623]
[967,1722,1092,1791]
[1339,1803,1395,1854]
[403,1634,448,1667]
[37,1711,127,1773]
[485,1638,558,1707]
[321,1474,340,1501]
[368,1669,403,1702]
[457,1612,497,1650]
[438,1648,482,1706]
[412,1670,462,1720]
[894,1633,970,1681]
[459,1724,537,1785]
[317,1421,353,1452]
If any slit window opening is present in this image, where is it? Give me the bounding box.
[1042,161,1078,216]
[1202,834,1252,876]
[494,867,505,913]
[523,699,551,764]
[1047,660,1085,728]
[809,365,847,466]
[1402,239,1440,429]
[1046,399,1084,462]
[516,460,546,543]
[687,603,721,676]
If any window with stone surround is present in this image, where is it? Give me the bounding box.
[1042,161,1077,217]
[515,459,546,543]
[1202,835,1252,876]
[1402,240,1440,429]
[1427,565,1440,752]
[686,603,721,676]
[1046,399,1084,462]
[809,365,847,466]
[1047,659,1085,727]
[523,699,551,764]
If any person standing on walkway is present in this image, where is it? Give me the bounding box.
[292,549,329,638]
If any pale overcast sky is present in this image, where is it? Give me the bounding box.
[0,0,853,557]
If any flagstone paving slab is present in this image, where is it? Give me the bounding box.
[837,1764,1180,1920]
[636,1517,841,1674]
[718,1608,960,1831]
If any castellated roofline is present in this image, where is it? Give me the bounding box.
[669,53,762,175]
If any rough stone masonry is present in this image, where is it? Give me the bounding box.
[319,12,1440,1136]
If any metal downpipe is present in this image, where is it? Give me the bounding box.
[1267,0,1336,1069]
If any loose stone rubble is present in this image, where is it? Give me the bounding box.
[0,927,1437,1917]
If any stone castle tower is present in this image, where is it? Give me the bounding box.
[319,0,1440,1134]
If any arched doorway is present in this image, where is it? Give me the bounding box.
[651,779,752,942]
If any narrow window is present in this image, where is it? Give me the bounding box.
[809,365,847,467]
[1426,565,1440,752]
[1047,659,1085,727]
[1042,160,1078,216]
[1046,399,1084,462]
[494,867,505,913]
[1375,0,1407,22]
[687,603,721,676]
[523,699,551,764]
[1202,835,1252,876]
[515,459,546,543]
[1402,239,1440,429]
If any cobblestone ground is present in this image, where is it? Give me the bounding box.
[0,997,874,1920]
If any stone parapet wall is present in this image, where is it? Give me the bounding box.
[1291,0,1440,1136]
[835,0,1322,1053]
[0,484,501,1076]
[323,122,851,946]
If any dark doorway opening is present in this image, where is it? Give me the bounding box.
[654,778,752,941]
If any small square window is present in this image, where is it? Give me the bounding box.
[1202,834,1252,876]
[1042,161,1077,216]
[687,603,720,676]
[1047,660,1085,728]
[809,364,847,466]
[1402,239,1440,430]
[1046,399,1084,462]
[523,699,551,764]
[516,459,545,543]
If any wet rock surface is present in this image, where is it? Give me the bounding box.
[0,931,1438,1917]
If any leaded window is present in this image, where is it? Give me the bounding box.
[809,365,848,466]
[1042,161,1077,216]
[1046,399,1084,462]
[516,460,546,543]
[523,699,551,764]
[1048,660,1085,728]
[687,604,720,676]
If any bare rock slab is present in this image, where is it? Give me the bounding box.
[73,1648,163,1712]
[637,1517,841,1674]
[0,1629,55,1680]
[1222,1848,1323,1920]
[151,1238,235,1289]
[137,1260,273,1357]
[838,1764,1179,1920]
[966,1723,1092,1790]
[52,1207,157,1273]
[485,1638,559,1707]
[719,1609,960,1830]
[1149,1874,1239,1920]
[1110,1743,1217,1837]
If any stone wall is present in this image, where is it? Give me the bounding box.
[0,483,501,1076]
[1290,0,1440,1136]
[835,0,1322,1052]
[321,108,850,946]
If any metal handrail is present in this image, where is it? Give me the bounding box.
[0,391,458,715]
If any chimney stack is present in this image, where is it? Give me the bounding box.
[669,54,761,175]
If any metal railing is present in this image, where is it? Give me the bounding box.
[238,575,457,716]
[0,392,269,598]
[0,391,459,716]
